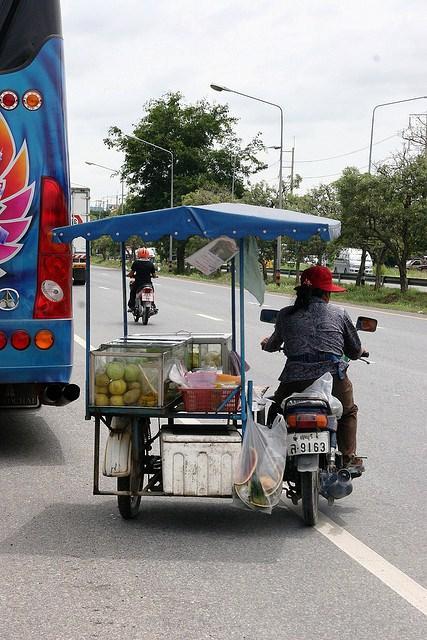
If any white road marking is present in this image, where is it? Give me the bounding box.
[197,313,223,322]
[248,301,264,306]
[176,418,203,425]
[190,290,206,295]
[74,334,95,351]
[290,509,427,616]
[99,286,110,290]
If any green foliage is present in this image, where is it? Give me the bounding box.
[335,154,427,292]
[105,92,266,212]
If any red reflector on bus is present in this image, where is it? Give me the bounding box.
[0,90,18,110]
[0,331,7,349]
[11,330,31,350]
[34,178,72,319]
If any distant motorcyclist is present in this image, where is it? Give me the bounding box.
[127,247,156,311]
[261,265,366,471]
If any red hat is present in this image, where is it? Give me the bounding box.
[300,265,346,293]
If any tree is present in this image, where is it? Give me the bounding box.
[335,167,383,286]
[373,153,427,292]
[284,183,341,282]
[104,92,266,271]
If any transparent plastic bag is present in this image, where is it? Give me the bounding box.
[283,372,343,419]
[233,411,287,514]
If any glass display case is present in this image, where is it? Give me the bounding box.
[89,337,190,409]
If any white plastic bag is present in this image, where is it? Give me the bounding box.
[283,372,343,419]
[233,411,287,514]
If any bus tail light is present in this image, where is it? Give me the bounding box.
[11,330,31,350]
[0,331,7,349]
[35,330,54,350]
[23,90,43,110]
[34,178,72,319]
[0,90,18,110]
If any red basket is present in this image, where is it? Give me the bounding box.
[180,386,240,412]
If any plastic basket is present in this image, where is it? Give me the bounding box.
[180,386,240,412]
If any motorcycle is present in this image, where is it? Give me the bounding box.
[132,281,158,325]
[260,311,377,526]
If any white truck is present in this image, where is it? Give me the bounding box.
[333,248,373,275]
[70,186,90,284]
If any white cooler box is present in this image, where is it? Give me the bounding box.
[161,428,241,497]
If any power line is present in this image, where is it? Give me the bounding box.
[294,134,397,163]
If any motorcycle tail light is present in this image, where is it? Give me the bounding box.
[286,413,328,429]
[142,287,152,293]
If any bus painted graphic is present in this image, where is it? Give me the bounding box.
[0,113,34,269]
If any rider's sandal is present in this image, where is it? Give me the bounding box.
[343,454,366,473]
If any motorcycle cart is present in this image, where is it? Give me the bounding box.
[53,203,341,519]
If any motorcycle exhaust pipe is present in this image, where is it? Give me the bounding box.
[321,468,353,500]
[41,383,80,407]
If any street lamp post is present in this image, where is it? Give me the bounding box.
[85,161,124,216]
[211,84,284,283]
[368,95,427,173]
[123,132,174,269]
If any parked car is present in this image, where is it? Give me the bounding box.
[406,258,427,271]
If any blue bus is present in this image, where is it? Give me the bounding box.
[0,0,79,408]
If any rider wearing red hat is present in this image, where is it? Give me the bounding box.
[261,265,365,470]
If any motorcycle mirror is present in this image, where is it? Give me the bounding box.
[356,316,377,332]
[260,309,279,324]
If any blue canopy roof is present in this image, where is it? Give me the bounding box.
[53,202,341,244]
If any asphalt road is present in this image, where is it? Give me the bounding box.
[0,267,426,640]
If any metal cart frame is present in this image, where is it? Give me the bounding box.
[53,203,340,516]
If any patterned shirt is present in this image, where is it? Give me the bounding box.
[263,299,362,382]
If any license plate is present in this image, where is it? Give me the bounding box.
[287,431,329,455]
[140,293,153,301]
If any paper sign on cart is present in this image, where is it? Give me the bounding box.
[186,236,238,275]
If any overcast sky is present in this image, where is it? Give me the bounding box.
[61,0,427,208]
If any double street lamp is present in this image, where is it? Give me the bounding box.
[368,95,427,173]
[210,83,284,282]
[123,132,174,268]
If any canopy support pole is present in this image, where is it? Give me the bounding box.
[120,243,128,338]
[231,257,236,352]
[239,239,246,430]
[85,239,91,419]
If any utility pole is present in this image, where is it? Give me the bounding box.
[290,145,295,195]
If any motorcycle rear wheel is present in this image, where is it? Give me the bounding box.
[142,305,150,325]
[300,470,319,526]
